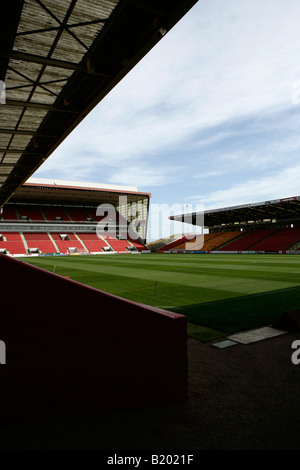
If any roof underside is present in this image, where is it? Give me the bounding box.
[0,0,198,208]
[171,196,300,228]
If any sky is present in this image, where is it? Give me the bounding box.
[33,0,300,241]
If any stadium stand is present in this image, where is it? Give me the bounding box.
[129,239,148,252]
[103,236,132,253]
[76,233,109,253]
[175,233,220,251]
[1,205,19,220]
[17,205,45,221]
[168,237,195,251]
[218,229,278,251]
[65,207,95,222]
[50,233,87,254]
[157,227,300,254]
[165,229,300,253]
[147,235,183,252]
[250,227,300,252]
[158,235,193,252]
[0,232,26,255]
[23,232,58,255]
[199,231,242,251]
[170,195,300,253]
[0,179,150,258]
[41,206,69,222]
[158,232,246,252]
[1,232,22,240]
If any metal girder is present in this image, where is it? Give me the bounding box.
[35,0,89,52]
[0,129,58,137]
[0,50,82,72]
[5,99,78,113]
[0,149,41,154]
[16,18,107,37]
[0,50,112,77]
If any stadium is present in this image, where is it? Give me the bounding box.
[165,195,300,254]
[0,177,151,256]
[0,0,300,453]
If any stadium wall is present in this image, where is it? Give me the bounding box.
[0,254,187,417]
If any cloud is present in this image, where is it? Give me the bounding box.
[106,166,177,188]
[193,170,226,179]
[190,164,300,210]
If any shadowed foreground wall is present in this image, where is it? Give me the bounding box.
[0,254,187,417]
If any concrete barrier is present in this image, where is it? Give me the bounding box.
[0,254,187,417]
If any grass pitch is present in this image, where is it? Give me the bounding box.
[20,253,300,341]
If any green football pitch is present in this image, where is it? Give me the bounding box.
[20,253,300,341]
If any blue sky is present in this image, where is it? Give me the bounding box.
[33,0,300,240]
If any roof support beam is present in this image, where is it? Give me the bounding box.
[5,99,78,113]
[35,0,89,51]
[0,50,81,71]
[16,18,107,37]
[0,163,18,167]
[0,149,40,155]
[0,50,111,77]
[0,128,58,137]
[7,65,60,97]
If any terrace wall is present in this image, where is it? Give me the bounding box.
[0,254,187,417]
